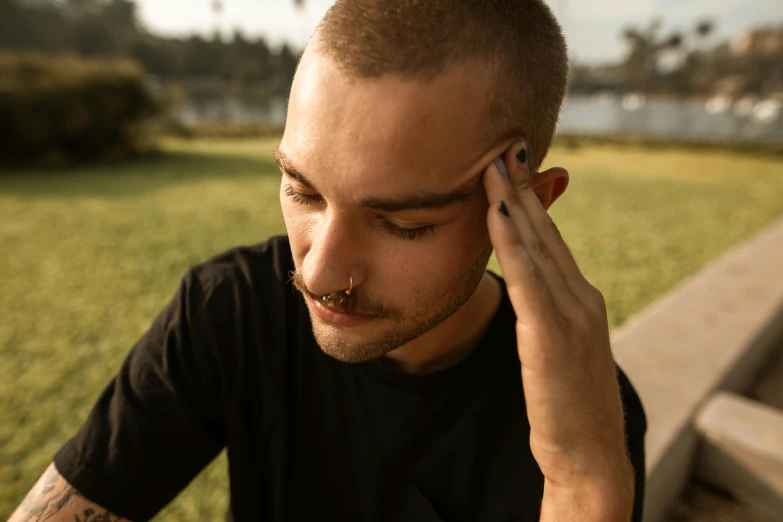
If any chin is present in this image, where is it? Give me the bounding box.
[311,322,400,363]
[310,308,452,364]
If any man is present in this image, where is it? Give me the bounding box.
[11,1,647,521]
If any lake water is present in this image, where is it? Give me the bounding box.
[172,94,783,143]
[559,95,783,143]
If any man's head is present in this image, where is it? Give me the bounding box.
[278,0,569,363]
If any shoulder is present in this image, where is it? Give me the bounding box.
[166,235,303,375]
[164,235,298,334]
[183,235,293,301]
[190,235,292,287]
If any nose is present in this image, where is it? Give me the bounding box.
[301,211,364,297]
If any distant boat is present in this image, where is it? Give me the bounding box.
[622,93,646,111]
[733,96,757,118]
[752,99,782,124]
[595,92,616,104]
[705,95,731,114]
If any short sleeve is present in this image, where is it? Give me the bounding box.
[617,366,647,522]
[54,270,226,521]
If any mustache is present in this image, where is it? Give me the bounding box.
[288,269,393,317]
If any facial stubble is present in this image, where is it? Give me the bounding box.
[290,242,494,364]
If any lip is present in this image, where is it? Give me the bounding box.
[307,295,380,328]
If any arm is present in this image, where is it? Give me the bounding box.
[539,466,635,522]
[538,367,647,522]
[16,270,226,521]
[9,463,129,522]
[482,143,644,521]
[539,373,646,522]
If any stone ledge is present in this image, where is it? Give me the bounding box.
[694,392,783,521]
[755,346,783,410]
[611,215,783,522]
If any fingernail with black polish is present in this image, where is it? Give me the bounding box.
[499,200,509,217]
[516,147,527,164]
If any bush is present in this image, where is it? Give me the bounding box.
[0,53,161,166]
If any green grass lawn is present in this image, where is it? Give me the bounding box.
[1,139,782,520]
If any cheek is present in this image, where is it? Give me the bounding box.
[371,252,440,307]
[377,200,489,280]
[464,195,491,236]
[442,199,491,257]
[279,196,297,231]
[377,225,484,302]
[280,196,312,264]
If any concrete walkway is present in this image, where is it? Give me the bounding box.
[661,343,783,522]
[612,214,783,522]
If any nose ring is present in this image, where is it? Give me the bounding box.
[320,276,353,304]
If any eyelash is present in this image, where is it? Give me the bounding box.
[284,185,321,206]
[283,185,435,241]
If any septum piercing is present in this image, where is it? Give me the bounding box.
[321,276,352,303]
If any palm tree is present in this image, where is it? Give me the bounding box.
[694,19,714,52]
[696,20,714,39]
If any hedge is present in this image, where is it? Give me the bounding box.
[0,53,160,166]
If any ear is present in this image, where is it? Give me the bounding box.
[531,167,569,210]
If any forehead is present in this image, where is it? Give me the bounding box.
[281,46,496,194]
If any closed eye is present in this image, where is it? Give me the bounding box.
[283,186,435,241]
[380,221,435,240]
[284,185,322,205]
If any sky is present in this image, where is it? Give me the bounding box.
[135,0,783,64]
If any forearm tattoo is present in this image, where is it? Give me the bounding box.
[17,465,125,522]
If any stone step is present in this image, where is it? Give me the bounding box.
[664,479,771,522]
[693,392,783,521]
[610,216,783,522]
[755,344,783,410]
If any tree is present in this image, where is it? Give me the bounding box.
[618,18,719,95]
[695,20,714,41]
[275,43,300,94]
[619,19,674,93]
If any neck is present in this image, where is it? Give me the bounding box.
[378,272,502,375]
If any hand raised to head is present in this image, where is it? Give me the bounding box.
[483,142,633,495]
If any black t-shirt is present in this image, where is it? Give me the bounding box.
[54,235,647,522]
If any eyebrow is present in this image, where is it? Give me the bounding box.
[273,144,477,212]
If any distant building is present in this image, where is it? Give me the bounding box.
[731,25,783,55]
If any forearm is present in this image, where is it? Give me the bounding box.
[539,470,635,522]
[9,463,129,522]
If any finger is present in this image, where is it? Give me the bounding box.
[484,156,580,319]
[505,141,591,297]
[483,160,562,324]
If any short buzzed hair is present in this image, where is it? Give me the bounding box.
[314,0,568,172]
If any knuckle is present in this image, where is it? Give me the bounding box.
[507,243,541,281]
[592,290,607,311]
[568,309,592,335]
[514,177,532,192]
[585,285,607,311]
[551,221,565,243]
[510,239,528,258]
[527,261,540,280]
[533,239,550,259]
